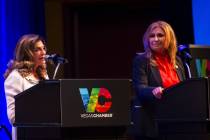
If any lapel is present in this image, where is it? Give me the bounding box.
[150,65,162,86]
[150,64,184,86]
[175,64,184,81]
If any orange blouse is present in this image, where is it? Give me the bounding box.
[154,54,180,88]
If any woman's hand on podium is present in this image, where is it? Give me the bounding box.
[152,87,164,99]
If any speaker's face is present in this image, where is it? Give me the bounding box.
[149,27,166,54]
[33,40,46,68]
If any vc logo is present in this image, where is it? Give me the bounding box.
[79,88,112,113]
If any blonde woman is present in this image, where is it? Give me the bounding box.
[131,21,186,140]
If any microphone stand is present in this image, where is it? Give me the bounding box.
[184,61,192,78]
[53,63,61,79]
[181,53,192,79]
[178,45,192,78]
[47,54,68,79]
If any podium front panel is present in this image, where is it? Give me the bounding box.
[155,78,209,121]
[60,79,131,127]
[15,80,61,126]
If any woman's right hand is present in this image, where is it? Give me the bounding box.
[152,87,164,99]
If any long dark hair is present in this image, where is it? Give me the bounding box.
[4,34,47,80]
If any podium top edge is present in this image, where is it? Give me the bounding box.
[58,79,132,81]
[41,79,132,81]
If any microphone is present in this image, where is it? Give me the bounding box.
[45,54,68,64]
[178,45,192,59]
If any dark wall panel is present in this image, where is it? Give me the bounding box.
[62,1,193,79]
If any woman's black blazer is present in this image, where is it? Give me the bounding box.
[129,53,186,138]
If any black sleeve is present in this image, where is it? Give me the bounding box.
[132,54,157,103]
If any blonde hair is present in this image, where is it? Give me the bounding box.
[4,34,47,79]
[143,21,177,67]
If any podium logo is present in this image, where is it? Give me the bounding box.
[79,88,112,113]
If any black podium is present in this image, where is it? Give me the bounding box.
[14,79,131,140]
[155,78,210,139]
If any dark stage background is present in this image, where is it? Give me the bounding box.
[45,0,194,79]
[0,0,196,139]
